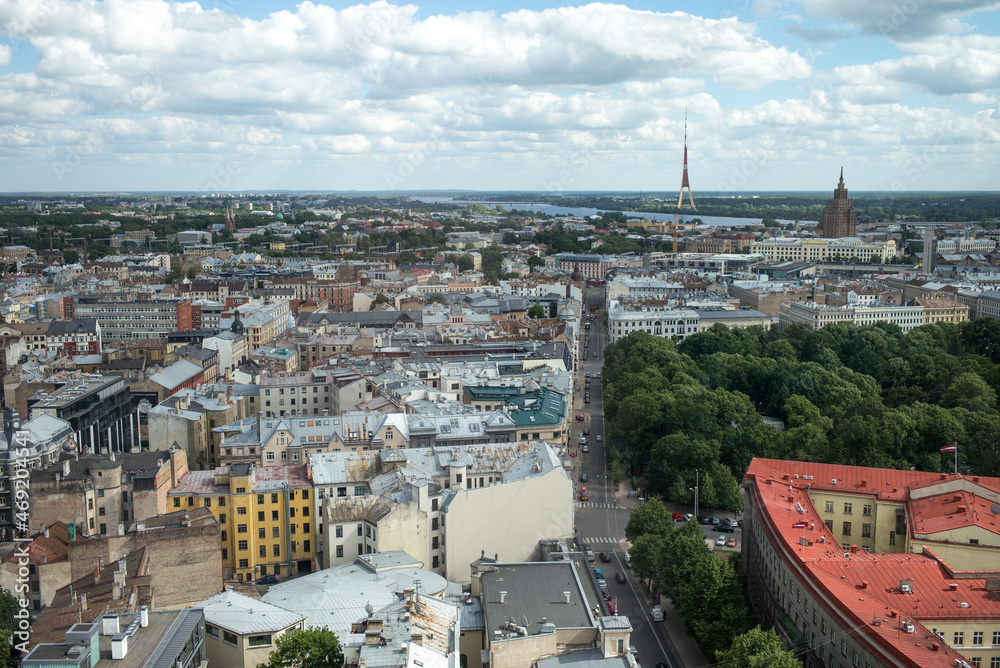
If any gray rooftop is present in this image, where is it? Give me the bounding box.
[481,561,593,635]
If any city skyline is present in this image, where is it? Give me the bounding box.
[1,0,998,193]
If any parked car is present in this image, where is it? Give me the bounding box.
[616,572,626,583]
[577,413,585,421]
[672,512,684,522]
[629,646,638,658]
[584,396,590,404]
[714,525,735,533]
[710,516,720,525]
[594,568,603,579]
[596,435,602,441]
[580,472,588,482]
[726,537,737,548]
[684,513,694,521]
[724,517,739,527]
[596,579,607,589]
[582,445,589,453]
[697,515,710,525]
[607,601,617,615]
[584,428,590,435]
[716,535,727,547]
[650,607,663,621]
[257,574,279,585]
[579,436,587,445]
[600,551,612,563]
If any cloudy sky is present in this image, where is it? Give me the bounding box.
[1,0,998,193]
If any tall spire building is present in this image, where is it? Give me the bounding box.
[224,204,236,233]
[677,111,696,210]
[820,168,857,238]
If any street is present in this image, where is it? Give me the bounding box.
[571,290,689,668]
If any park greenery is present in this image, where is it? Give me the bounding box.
[604,318,1000,512]
[0,588,22,666]
[624,503,798,663]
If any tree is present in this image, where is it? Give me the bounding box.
[624,500,672,542]
[396,250,417,265]
[426,294,446,305]
[186,267,198,280]
[528,305,546,318]
[369,294,392,311]
[716,626,800,668]
[257,627,344,668]
[0,588,22,666]
[527,255,544,271]
[62,249,80,264]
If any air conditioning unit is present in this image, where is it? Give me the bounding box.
[900,584,912,593]
[903,622,915,633]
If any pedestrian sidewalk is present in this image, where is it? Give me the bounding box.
[614,488,708,667]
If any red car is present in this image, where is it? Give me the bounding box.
[607,601,617,615]
[672,512,684,522]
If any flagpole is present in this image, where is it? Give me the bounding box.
[955,446,958,475]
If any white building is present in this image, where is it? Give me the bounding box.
[310,441,573,582]
[607,302,700,344]
[778,300,925,333]
[605,275,685,302]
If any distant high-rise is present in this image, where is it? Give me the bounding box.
[820,168,857,238]
[677,111,695,210]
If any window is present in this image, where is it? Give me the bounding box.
[841,640,847,656]
[336,545,344,558]
[955,632,965,646]
[205,498,211,507]
[824,519,833,531]
[971,658,981,667]
[272,527,280,538]
[258,511,265,521]
[432,498,439,511]
[235,487,245,494]
[272,510,279,521]
[273,545,280,557]
[861,524,871,537]
[98,489,105,498]
[237,507,247,515]
[100,523,106,535]
[843,503,853,514]
[991,658,1000,668]
[272,493,278,503]
[863,504,872,516]
[355,485,366,496]
[98,507,105,516]
[220,513,227,523]
[222,548,228,560]
[259,545,266,557]
[221,530,227,540]
[358,524,363,536]
[173,497,180,508]
[993,631,1000,646]
[336,525,343,538]
[974,631,984,645]
[853,651,859,666]
[842,522,851,536]
[237,524,247,533]
[219,497,226,506]
[888,531,896,545]
[206,624,219,638]
[304,540,310,552]
[223,628,239,645]
[257,494,264,504]
[238,540,248,550]
[338,487,347,497]
[248,635,272,647]
[302,489,309,500]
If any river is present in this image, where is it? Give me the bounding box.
[412,197,809,227]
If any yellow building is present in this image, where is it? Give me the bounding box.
[914,297,969,326]
[750,237,896,263]
[269,241,286,251]
[168,463,315,582]
[744,458,1000,668]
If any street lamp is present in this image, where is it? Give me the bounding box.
[689,470,699,520]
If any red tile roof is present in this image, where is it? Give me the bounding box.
[745,458,1000,668]
[2,522,70,564]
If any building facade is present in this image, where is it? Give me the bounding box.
[820,170,858,238]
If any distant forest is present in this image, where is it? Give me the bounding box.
[471,192,1000,224]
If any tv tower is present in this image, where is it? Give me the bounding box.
[677,110,696,210]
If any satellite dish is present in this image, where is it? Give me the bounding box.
[990,504,1000,515]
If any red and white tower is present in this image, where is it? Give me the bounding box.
[677,110,696,210]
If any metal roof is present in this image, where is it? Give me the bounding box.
[199,590,304,635]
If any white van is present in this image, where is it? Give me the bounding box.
[650,607,663,622]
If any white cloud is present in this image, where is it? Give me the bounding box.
[792,0,1000,39]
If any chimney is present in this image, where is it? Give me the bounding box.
[563,591,571,604]
[62,460,71,477]
[499,591,507,604]
[140,606,149,628]
[93,563,100,586]
[43,526,49,538]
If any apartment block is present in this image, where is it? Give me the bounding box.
[168,463,316,581]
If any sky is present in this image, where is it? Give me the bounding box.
[0,0,998,193]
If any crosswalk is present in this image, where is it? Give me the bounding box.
[577,502,616,508]
[580,536,618,544]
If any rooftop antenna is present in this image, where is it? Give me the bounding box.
[677,108,696,211]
